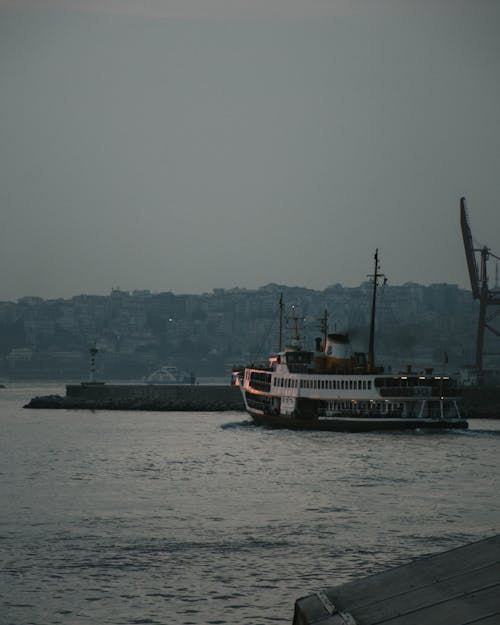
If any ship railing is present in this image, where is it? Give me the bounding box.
[378,387,458,398]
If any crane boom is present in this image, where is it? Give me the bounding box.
[460,196,480,299]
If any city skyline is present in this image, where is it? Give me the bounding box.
[1,0,499,300]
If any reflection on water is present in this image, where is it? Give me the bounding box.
[1,384,500,624]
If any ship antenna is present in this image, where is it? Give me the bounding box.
[278,293,284,352]
[367,249,385,372]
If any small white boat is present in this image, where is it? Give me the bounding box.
[144,366,192,384]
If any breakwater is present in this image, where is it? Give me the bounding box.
[25,383,245,411]
[23,383,500,416]
[460,387,500,419]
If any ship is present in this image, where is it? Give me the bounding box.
[235,251,468,432]
[144,365,192,384]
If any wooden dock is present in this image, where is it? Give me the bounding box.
[293,534,500,625]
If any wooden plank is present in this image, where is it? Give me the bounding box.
[346,564,500,624]
[293,535,500,625]
[366,586,500,625]
[329,536,500,611]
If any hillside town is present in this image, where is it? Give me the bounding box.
[0,282,497,383]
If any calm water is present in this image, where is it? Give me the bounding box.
[1,383,500,625]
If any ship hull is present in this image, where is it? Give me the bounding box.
[248,409,468,432]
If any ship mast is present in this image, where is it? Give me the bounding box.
[278,293,284,352]
[290,305,301,342]
[367,249,385,372]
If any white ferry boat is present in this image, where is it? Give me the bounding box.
[235,252,468,432]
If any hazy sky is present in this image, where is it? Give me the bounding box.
[1,0,499,300]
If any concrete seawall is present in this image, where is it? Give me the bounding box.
[26,383,245,411]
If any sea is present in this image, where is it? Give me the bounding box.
[1,383,500,625]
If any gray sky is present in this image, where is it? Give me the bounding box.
[1,0,499,300]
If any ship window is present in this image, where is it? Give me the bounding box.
[368,381,372,390]
[349,380,352,389]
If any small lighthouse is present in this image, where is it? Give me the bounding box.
[89,344,98,383]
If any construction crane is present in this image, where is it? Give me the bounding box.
[460,197,500,381]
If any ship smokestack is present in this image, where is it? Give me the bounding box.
[325,333,352,362]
